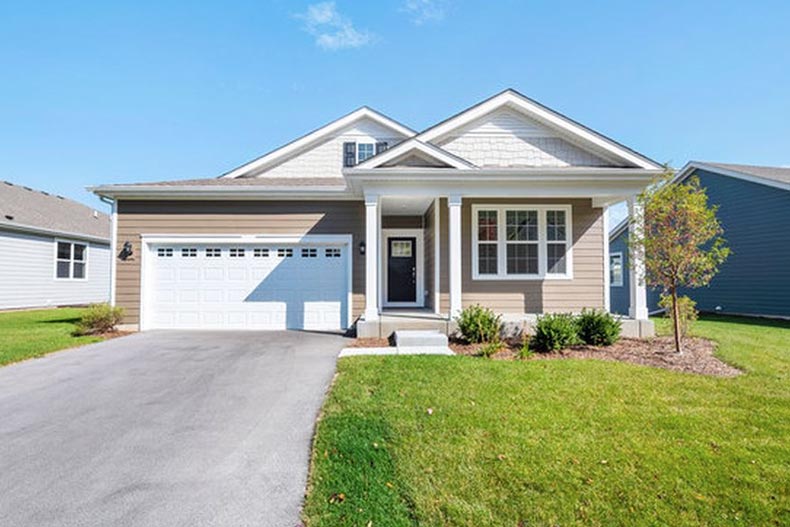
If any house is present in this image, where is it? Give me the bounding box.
[0,181,111,310]
[610,161,790,319]
[91,89,662,336]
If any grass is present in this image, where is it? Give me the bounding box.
[0,307,102,366]
[304,315,790,526]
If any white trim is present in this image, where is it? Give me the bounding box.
[220,107,415,179]
[382,229,424,308]
[627,196,648,320]
[610,252,624,288]
[416,90,661,170]
[53,238,89,281]
[138,234,354,331]
[470,204,573,281]
[448,196,462,317]
[110,200,117,306]
[602,205,610,312]
[433,198,441,315]
[673,161,790,193]
[364,195,380,321]
[355,139,476,170]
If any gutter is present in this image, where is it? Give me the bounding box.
[0,221,110,244]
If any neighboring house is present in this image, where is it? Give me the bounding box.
[610,161,790,319]
[91,89,662,335]
[0,181,111,310]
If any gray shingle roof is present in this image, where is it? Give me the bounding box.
[703,162,790,185]
[1,181,110,241]
[113,177,347,188]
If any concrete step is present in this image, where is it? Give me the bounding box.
[395,330,448,348]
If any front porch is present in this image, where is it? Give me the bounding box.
[357,192,653,339]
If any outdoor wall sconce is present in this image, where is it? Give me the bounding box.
[359,241,366,255]
[119,241,134,261]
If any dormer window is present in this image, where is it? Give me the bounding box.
[343,141,389,167]
[357,143,375,163]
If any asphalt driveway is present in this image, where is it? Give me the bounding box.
[0,330,347,527]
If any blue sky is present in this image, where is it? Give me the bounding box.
[1,0,788,219]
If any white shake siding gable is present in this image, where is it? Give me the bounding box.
[436,108,617,168]
[0,230,110,309]
[261,119,405,179]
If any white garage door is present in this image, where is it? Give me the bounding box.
[146,242,349,331]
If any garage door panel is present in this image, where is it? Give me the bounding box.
[148,243,348,330]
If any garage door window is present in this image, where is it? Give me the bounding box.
[229,248,245,257]
[277,248,293,258]
[206,248,221,257]
[157,247,173,258]
[181,248,197,257]
[301,248,317,258]
[325,248,341,258]
[254,248,269,258]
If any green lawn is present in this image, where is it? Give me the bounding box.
[0,308,102,366]
[304,316,790,526]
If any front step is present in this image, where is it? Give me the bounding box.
[394,330,449,348]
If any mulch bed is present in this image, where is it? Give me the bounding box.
[348,337,390,348]
[450,336,742,377]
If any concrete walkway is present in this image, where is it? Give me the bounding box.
[0,330,347,527]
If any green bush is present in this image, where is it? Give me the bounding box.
[531,313,579,352]
[455,304,503,344]
[517,333,533,360]
[478,341,503,359]
[576,309,622,346]
[659,294,698,337]
[75,303,124,335]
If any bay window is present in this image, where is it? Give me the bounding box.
[472,205,572,280]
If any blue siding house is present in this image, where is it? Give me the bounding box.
[609,162,790,319]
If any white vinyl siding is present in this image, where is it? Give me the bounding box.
[0,229,110,309]
[471,204,573,280]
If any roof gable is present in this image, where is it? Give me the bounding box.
[418,89,661,170]
[675,161,790,192]
[221,107,415,179]
[355,139,475,170]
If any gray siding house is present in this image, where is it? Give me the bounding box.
[610,162,790,319]
[0,181,111,310]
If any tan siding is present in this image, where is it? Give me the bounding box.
[116,200,365,326]
[460,198,604,313]
[423,202,435,310]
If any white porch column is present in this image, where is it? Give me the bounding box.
[364,194,380,321]
[448,195,462,318]
[628,196,649,320]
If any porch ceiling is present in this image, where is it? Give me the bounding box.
[381,196,435,215]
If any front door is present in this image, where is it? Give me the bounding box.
[387,237,417,303]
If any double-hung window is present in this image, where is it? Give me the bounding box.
[56,241,87,279]
[610,252,624,287]
[472,205,572,279]
[357,143,375,163]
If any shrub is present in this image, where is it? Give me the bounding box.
[576,309,622,346]
[531,313,579,352]
[659,294,698,338]
[75,303,124,335]
[517,333,533,360]
[455,304,503,344]
[478,341,503,359]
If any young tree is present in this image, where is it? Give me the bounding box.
[629,171,730,353]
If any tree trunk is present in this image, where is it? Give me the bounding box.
[671,286,682,354]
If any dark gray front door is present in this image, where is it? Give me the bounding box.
[387,237,416,303]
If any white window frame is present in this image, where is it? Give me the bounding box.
[54,239,89,281]
[471,204,573,281]
[610,252,624,287]
[357,142,375,163]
